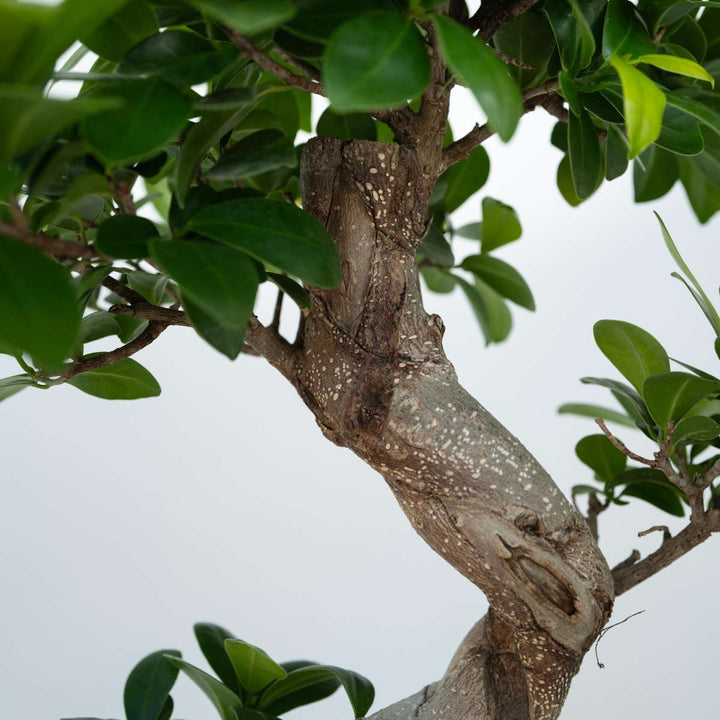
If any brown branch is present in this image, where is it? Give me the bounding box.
[638,524,672,541]
[0,221,105,260]
[613,509,720,595]
[595,418,657,467]
[586,492,609,541]
[60,321,168,381]
[271,289,284,333]
[272,45,321,83]
[470,0,543,39]
[492,46,535,69]
[109,302,190,326]
[227,30,325,96]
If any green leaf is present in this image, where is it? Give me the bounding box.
[193,623,239,694]
[568,107,603,199]
[580,376,656,431]
[460,255,535,310]
[0,235,80,368]
[194,88,258,112]
[671,415,720,448]
[118,31,236,87]
[182,293,247,360]
[82,78,191,165]
[441,146,490,213]
[79,312,121,344]
[224,639,287,695]
[316,108,376,140]
[324,11,430,112]
[0,375,35,403]
[188,0,296,34]
[656,104,704,156]
[603,0,656,59]
[593,319,670,393]
[455,275,512,345]
[166,656,243,720]
[287,0,385,42]
[124,650,181,720]
[545,0,602,73]
[257,665,341,715]
[151,239,259,333]
[455,222,483,240]
[268,273,311,309]
[664,92,720,140]
[0,86,118,163]
[421,266,456,294]
[187,199,341,288]
[434,15,522,141]
[493,8,555,89]
[621,481,685,516]
[610,54,666,158]
[206,130,296,180]
[127,271,168,305]
[606,126,630,180]
[575,434,627,481]
[557,154,583,206]
[637,53,715,86]
[572,483,605,497]
[634,145,678,202]
[480,197,522,252]
[68,358,161,400]
[96,215,158,259]
[643,371,720,427]
[558,403,637,427]
[678,155,720,224]
[655,212,720,334]
[417,225,454,267]
[81,0,158,62]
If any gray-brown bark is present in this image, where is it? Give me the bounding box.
[279,137,615,719]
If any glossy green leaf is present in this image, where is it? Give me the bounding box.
[0,86,118,163]
[441,146,490,213]
[581,376,656,431]
[455,275,512,345]
[480,197,522,252]
[288,0,385,42]
[324,11,430,112]
[434,15,523,141]
[417,225,454,267]
[316,108,376,140]
[151,240,259,334]
[606,127,630,180]
[118,31,236,87]
[594,320,670,395]
[166,657,243,720]
[655,213,720,333]
[257,665,341,715]
[0,236,80,368]
[421,266,456,294]
[82,78,191,165]
[656,104,704,156]
[194,88,258,112]
[224,639,287,695]
[557,155,583,206]
[671,415,720,448]
[603,0,656,59]
[558,403,636,427]
[181,293,247,360]
[206,130,296,180]
[96,215,158,259]
[575,434,627,481]
[665,92,720,140]
[79,312,121,344]
[559,69,582,116]
[643,372,720,427]
[188,0,296,34]
[268,273,311,309]
[572,483,604,497]
[68,358,161,400]
[634,145,678,202]
[493,8,555,89]
[610,54,666,158]
[124,650,180,720]
[569,107,603,199]
[81,0,158,62]
[127,271,168,305]
[621,480,685,516]
[461,255,535,310]
[545,0,603,73]
[0,375,35,403]
[678,155,720,223]
[637,53,715,86]
[187,199,340,288]
[193,623,239,693]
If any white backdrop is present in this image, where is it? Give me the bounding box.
[1,81,719,720]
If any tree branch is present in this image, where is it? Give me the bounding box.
[0,221,105,260]
[226,30,325,96]
[470,0,543,39]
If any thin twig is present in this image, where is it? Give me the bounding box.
[638,525,672,542]
[227,30,325,96]
[109,303,190,326]
[594,611,646,669]
[0,221,104,260]
[271,289,284,333]
[492,47,535,69]
[470,0,543,40]
[595,418,657,466]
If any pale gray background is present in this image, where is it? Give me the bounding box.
[2,18,720,720]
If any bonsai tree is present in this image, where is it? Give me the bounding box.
[1,1,719,719]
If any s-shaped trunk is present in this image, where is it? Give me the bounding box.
[291,137,614,720]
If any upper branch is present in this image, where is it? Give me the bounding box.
[469,0,543,39]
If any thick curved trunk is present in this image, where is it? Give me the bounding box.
[291,137,614,719]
